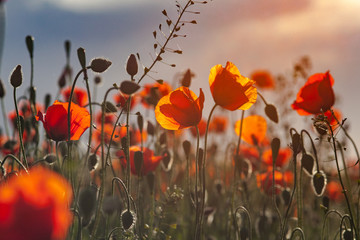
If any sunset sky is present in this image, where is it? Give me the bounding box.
[1,0,360,156]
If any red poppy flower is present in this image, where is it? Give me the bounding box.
[36,100,90,141]
[209,61,257,111]
[326,181,343,202]
[209,116,228,133]
[0,167,73,240]
[117,146,163,176]
[113,93,136,111]
[291,71,335,115]
[250,70,275,89]
[62,86,88,107]
[118,126,147,146]
[139,82,172,108]
[155,87,204,130]
[235,115,267,146]
[95,111,115,125]
[190,118,207,137]
[322,108,342,126]
[256,169,293,195]
[262,148,292,168]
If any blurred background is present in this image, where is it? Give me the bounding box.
[1,0,360,157]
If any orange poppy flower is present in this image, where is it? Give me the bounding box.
[117,146,163,176]
[62,86,88,107]
[113,93,136,111]
[155,87,204,130]
[209,61,257,111]
[209,115,228,133]
[235,115,267,146]
[36,100,90,141]
[95,111,115,125]
[250,70,275,89]
[256,169,293,195]
[291,71,335,115]
[0,167,73,240]
[262,148,292,168]
[190,118,207,137]
[139,82,172,108]
[323,108,342,126]
[326,181,343,202]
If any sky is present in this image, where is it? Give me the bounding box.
[1,0,360,158]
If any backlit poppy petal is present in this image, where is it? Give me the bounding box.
[155,87,204,130]
[292,71,335,115]
[235,115,267,146]
[209,61,257,111]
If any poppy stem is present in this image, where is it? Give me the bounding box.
[197,104,217,239]
[257,91,268,105]
[300,129,320,172]
[13,87,28,169]
[194,125,200,239]
[1,98,9,137]
[1,154,28,174]
[327,121,359,239]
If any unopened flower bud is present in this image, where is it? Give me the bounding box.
[90,58,112,73]
[10,65,23,88]
[126,54,138,78]
[0,79,5,98]
[77,47,86,69]
[44,154,57,164]
[25,35,34,58]
[121,210,135,230]
[94,75,102,85]
[88,154,99,171]
[312,171,327,197]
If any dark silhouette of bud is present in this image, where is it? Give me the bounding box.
[88,154,99,171]
[10,65,23,88]
[137,113,143,133]
[64,40,71,60]
[25,35,34,58]
[0,79,5,98]
[77,47,86,69]
[301,152,315,176]
[271,137,280,164]
[103,101,117,113]
[58,70,66,89]
[126,54,138,78]
[134,151,143,176]
[181,69,193,87]
[182,140,191,159]
[147,121,154,136]
[44,154,57,164]
[94,75,102,85]
[265,104,278,123]
[120,80,140,95]
[44,93,51,111]
[312,171,327,197]
[147,173,155,194]
[121,210,135,230]
[290,132,302,155]
[90,58,112,73]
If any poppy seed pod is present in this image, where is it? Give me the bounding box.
[25,35,34,58]
[10,65,23,88]
[0,79,5,98]
[126,54,138,78]
[120,80,140,95]
[311,171,327,197]
[77,47,86,69]
[265,104,278,123]
[121,210,135,230]
[90,58,112,73]
[43,154,57,164]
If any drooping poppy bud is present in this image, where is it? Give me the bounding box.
[126,54,138,78]
[311,171,327,197]
[90,58,112,73]
[25,35,34,58]
[10,65,22,88]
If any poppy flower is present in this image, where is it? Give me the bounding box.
[62,86,88,107]
[36,100,90,141]
[256,169,293,195]
[322,108,342,126]
[209,116,228,133]
[235,115,267,146]
[113,93,136,111]
[209,61,257,111]
[117,146,163,176]
[139,82,172,108]
[155,87,204,130]
[291,71,335,115]
[118,126,147,146]
[250,70,275,89]
[326,181,343,202]
[190,118,207,137]
[0,167,73,240]
[262,148,292,168]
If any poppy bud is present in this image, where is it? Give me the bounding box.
[181,69,192,87]
[271,137,280,164]
[147,121,155,136]
[121,136,128,149]
[58,71,66,89]
[314,121,328,135]
[90,58,112,73]
[77,47,86,69]
[88,154,98,171]
[159,132,167,146]
[134,151,143,175]
[103,101,117,113]
[137,113,143,133]
[0,79,5,98]
[265,104,278,123]
[94,75,102,85]
[162,150,172,170]
[126,54,138,78]
[10,65,23,88]
[147,172,155,194]
[120,80,140,95]
[291,132,302,155]
[44,154,57,165]
[281,188,291,205]
[311,171,327,197]
[182,140,191,159]
[301,152,315,176]
[64,40,71,59]
[121,210,135,230]
[44,93,51,111]
[79,186,97,227]
[25,35,34,58]
[342,229,353,240]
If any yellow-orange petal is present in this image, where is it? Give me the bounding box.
[235,115,267,145]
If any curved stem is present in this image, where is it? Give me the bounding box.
[300,129,319,172]
[112,177,131,211]
[321,210,343,240]
[1,154,28,173]
[1,98,10,137]
[235,206,252,240]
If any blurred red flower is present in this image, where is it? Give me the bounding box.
[113,93,136,111]
[139,82,172,108]
[190,118,207,137]
[235,115,267,146]
[209,61,257,111]
[0,167,73,240]
[250,70,275,89]
[262,148,292,168]
[155,87,204,130]
[117,146,163,176]
[36,100,90,141]
[209,116,228,133]
[326,181,343,202]
[292,71,335,115]
[256,169,293,195]
[62,86,88,107]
